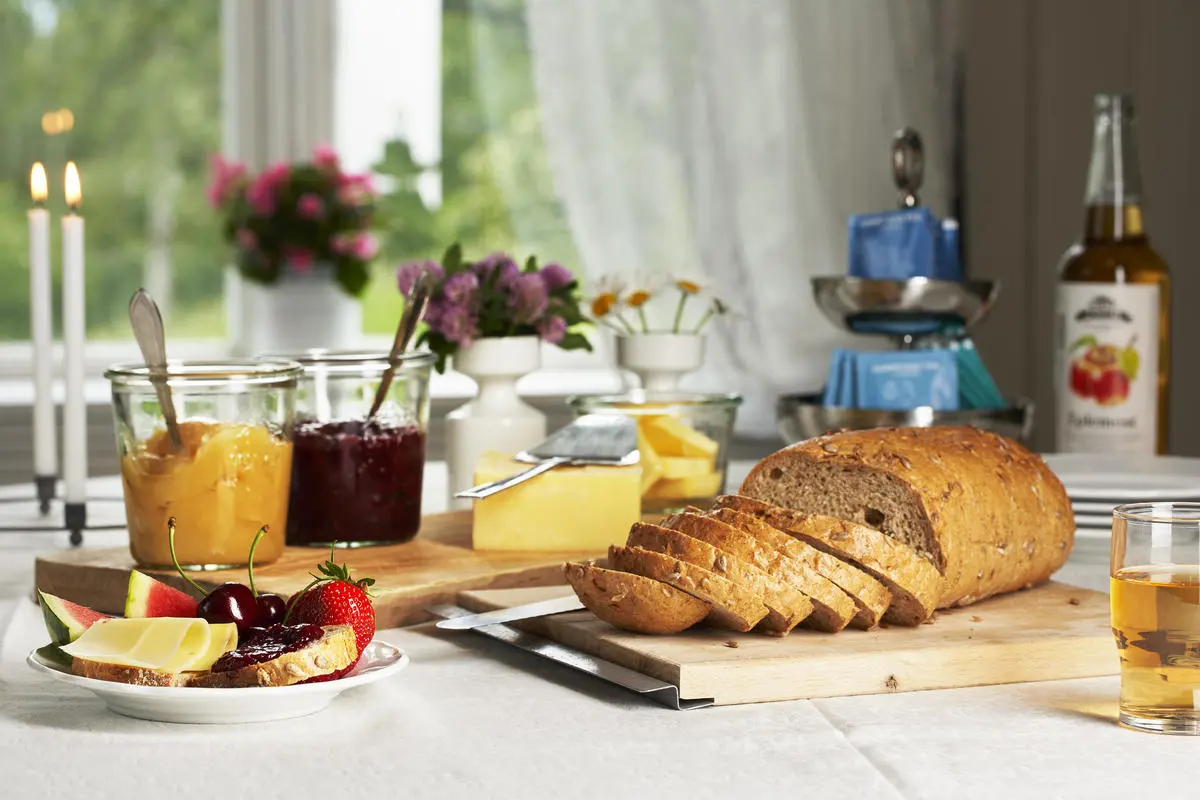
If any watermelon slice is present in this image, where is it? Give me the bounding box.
[125,571,199,618]
[39,590,110,645]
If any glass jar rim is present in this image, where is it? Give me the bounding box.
[105,359,302,385]
[262,349,437,371]
[1113,502,1200,523]
[568,391,743,409]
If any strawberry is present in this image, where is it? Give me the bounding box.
[286,547,376,681]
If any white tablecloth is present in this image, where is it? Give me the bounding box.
[0,467,1194,800]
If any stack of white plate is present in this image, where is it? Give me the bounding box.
[1042,453,1200,537]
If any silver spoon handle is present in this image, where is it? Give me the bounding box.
[454,457,571,500]
[368,272,433,420]
[128,289,182,449]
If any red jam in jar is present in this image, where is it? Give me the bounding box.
[286,419,426,546]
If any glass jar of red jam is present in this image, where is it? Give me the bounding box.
[282,350,434,547]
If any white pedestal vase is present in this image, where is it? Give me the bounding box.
[445,336,547,510]
[235,266,363,356]
[616,333,707,392]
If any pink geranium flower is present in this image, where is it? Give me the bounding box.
[284,247,313,272]
[350,232,379,261]
[297,193,325,220]
[206,154,246,209]
[235,228,257,251]
[313,144,340,171]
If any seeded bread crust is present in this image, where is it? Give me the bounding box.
[608,545,770,632]
[739,426,1074,608]
[564,561,709,635]
[706,500,893,629]
[747,507,942,625]
[626,523,814,635]
[70,659,192,686]
[190,625,358,688]
[661,511,856,632]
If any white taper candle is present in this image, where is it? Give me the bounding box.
[28,163,56,479]
[62,162,87,505]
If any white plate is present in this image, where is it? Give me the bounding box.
[26,639,408,724]
[1043,453,1200,501]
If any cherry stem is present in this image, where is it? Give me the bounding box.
[166,517,207,596]
[246,525,269,598]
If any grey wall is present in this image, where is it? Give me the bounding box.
[965,0,1200,454]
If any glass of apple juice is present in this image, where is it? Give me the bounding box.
[1111,503,1200,734]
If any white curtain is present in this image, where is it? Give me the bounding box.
[479,0,960,438]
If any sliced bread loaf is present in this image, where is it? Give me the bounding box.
[707,499,893,629]
[661,511,857,632]
[564,561,709,634]
[738,504,943,625]
[738,426,1073,608]
[608,545,770,632]
[625,523,814,635]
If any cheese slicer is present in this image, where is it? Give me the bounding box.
[454,414,640,500]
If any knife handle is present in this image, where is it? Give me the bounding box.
[454,456,571,500]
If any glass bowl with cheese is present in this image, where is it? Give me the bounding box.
[106,360,301,570]
[568,392,742,513]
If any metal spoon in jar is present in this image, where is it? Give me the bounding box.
[367,271,434,420]
[128,288,183,451]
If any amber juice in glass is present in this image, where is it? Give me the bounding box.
[1110,503,1200,734]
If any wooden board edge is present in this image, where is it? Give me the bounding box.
[680,635,1120,706]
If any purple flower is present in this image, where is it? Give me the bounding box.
[435,304,479,347]
[539,263,573,291]
[536,315,567,344]
[396,260,443,295]
[471,253,521,289]
[508,273,549,324]
[443,271,479,306]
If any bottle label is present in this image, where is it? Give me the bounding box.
[1055,283,1159,453]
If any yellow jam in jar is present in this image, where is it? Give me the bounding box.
[120,420,292,569]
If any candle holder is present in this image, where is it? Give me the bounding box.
[0,493,124,544]
[34,474,56,515]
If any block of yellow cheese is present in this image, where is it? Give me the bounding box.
[636,429,665,494]
[644,470,724,501]
[472,451,642,551]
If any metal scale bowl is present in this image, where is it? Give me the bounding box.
[777,128,1035,445]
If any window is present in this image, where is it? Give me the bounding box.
[0,0,223,344]
[336,0,581,336]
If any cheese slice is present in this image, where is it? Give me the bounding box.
[472,451,642,551]
[660,456,715,479]
[636,429,665,495]
[641,415,719,460]
[644,471,724,501]
[61,617,234,672]
[182,623,237,672]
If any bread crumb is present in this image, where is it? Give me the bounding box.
[1068,597,1081,606]
[970,615,982,623]
[723,640,739,649]
[885,675,898,691]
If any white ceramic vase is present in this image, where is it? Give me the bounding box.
[616,333,707,392]
[445,336,547,510]
[236,265,363,356]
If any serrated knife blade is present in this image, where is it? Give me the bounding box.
[433,595,585,630]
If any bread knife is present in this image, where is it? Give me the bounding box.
[434,596,584,630]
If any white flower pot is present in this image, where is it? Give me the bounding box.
[616,333,707,392]
[445,336,547,510]
[236,266,363,356]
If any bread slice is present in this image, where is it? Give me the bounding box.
[661,511,856,632]
[70,658,192,687]
[738,504,942,625]
[710,497,893,628]
[564,561,709,634]
[608,545,769,632]
[190,625,358,688]
[625,523,813,635]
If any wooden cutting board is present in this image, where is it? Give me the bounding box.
[34,512,597,629]
[455,581,1119,706]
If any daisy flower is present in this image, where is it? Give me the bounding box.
[670,272,710,333]
[587,276,634,333]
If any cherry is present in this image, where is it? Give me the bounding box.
[166,518,274,633]
[197,582,257,629]
[254,593,287,626]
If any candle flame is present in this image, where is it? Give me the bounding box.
[64,162,81,208]
[30,163,47,203]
